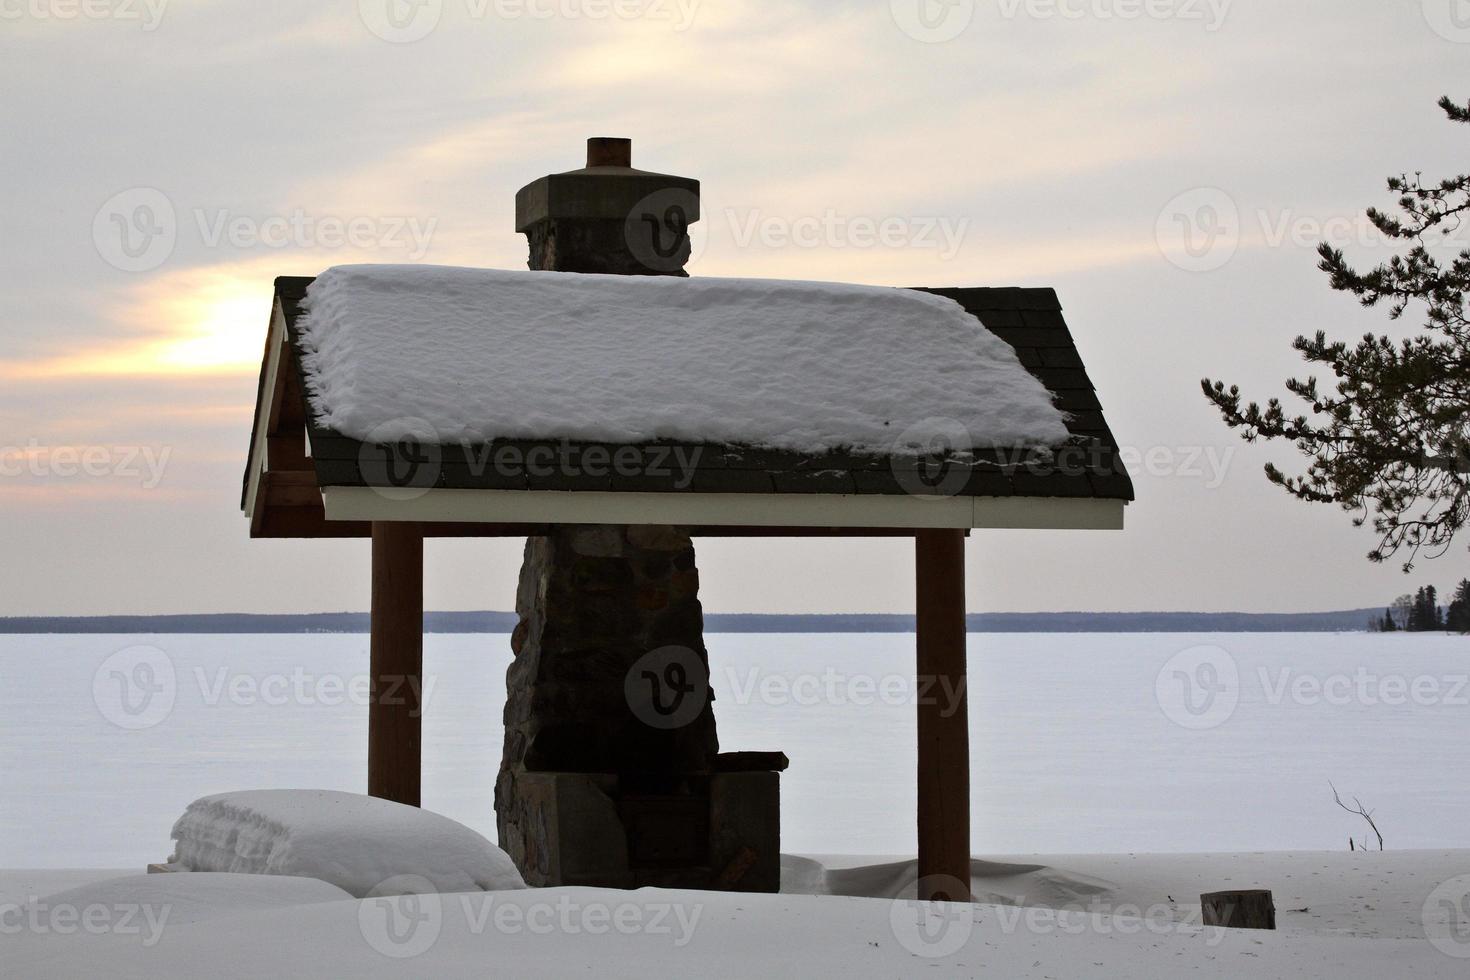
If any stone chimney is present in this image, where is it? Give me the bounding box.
[515,138,701,276]
[496,140,781,893]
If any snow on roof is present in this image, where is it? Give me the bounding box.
[296,265,1071,455]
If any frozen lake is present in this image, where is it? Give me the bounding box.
[1,632,1466,867]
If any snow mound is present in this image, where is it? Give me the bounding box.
[296,265,1071,454]
[781,855,1116,908]
[30,873,352,927]
[168,790,525,898]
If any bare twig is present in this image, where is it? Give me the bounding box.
[1331,782,1385,851]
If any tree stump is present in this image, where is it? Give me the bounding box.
[1201,890,1276,930]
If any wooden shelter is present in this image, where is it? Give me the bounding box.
[241,145,1132,902]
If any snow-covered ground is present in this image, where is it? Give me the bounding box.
[4,631,1469,976]
[785,850,1470,941]
[5,851,1469,978]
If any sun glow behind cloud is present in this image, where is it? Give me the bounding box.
[0,268,270,381]
[144,284,266,374]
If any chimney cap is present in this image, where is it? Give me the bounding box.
[514,138,700,233]
[586,137,632,169]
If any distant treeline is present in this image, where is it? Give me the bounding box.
[0,609,1392,634]
[1368,581,1470,633]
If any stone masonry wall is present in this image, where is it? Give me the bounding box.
[495,525,719,869]
[523,218,691,277]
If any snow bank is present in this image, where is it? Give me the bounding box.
[28,873,351,927]
[168,790,525,898]
[296,266,1071,454]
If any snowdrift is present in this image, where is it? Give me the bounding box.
[167,790,525,898]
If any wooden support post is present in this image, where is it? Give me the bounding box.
[369,521,424,807]
[915,528,971,902]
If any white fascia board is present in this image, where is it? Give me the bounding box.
[320,486,1126,531]
[242,302,288,520]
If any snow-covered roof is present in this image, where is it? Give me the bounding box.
[295,265,1071,455]
[242,267,1131,536]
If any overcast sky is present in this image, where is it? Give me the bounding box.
[3,0,1469,616]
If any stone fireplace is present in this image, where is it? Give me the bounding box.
[494,140,785,892]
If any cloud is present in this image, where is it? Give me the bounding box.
[0,261,277,380]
